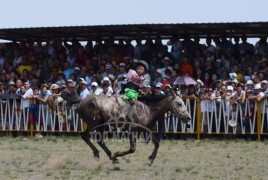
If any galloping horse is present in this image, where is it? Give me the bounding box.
[61,90,191,166]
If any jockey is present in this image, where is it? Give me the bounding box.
[122,60,149,104]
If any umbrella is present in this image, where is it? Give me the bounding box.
[173,76,197,85]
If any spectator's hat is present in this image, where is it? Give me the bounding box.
[227,85,234,91]
[155,69,162,75]
[229,73,237,80]
[206,57,213,62]
[119,63,126,67]
[79,78,85,82]
[67,79,74,83]
[162,57,172,63]
[108,74,115,81]
[61,85,67,89]
[81,80,88,85]
[101,77,111,84]
[165,84,172,89]
[133,58,139,63]
[123,56,131,61]
[57,71,64,75]
[254,84,261,90]
[91,82,98,87]
[74,67,81,71]
[261,80,268,84]
[136,60,149,72]
[50,84,60,90]
[215,59,222,63]
[196,79,204,86]
[245,80,254,86]
[105,63,112,70]
[8,81,15,86]
[155,82,162,88]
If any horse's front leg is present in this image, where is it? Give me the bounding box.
[96,126,119,163]
[111,133,137,160]
[81,124,99,160]
[148,133,160,166]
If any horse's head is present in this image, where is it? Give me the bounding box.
[61,88,81,108]
[169,94,191,123]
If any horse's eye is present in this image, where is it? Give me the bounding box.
[177,102,182,107]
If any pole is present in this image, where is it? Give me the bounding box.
[196,100,201,140]
[257,101,261,141]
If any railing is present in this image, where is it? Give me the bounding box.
[0,95,267,140]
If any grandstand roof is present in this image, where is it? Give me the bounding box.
[0,22,268,41]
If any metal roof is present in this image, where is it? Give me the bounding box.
[0,22,268,41]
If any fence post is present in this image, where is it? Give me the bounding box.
[257,101,261,141]
[83,122,87,132]
[30,123,34,137]
[196,100,201,140]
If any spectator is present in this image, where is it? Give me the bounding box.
[261,80,268,94]
[20,81,33,112]
[63,62,74,80]
[79,80,90,99]
[34,85,51,129]
[160,57,173,79]
[100,83,112,96]
[55,71,66,86]
[18,57,32,76]
[88,82,102,95]
[12,49,23,68]
[180,55,193,77]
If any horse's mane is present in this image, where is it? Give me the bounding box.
[138,94,172,103]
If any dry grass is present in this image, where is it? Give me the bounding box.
[0,136,268,180]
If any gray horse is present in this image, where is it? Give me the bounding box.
[61,90,191,166]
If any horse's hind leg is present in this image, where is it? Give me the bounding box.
[111,133,137,159]
[96,127,119,163]
[148,134,159,166]
[81,126,99,160]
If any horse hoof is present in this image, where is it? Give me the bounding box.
[148,156,154,166]
[94,153,100,161]
[148,159,154,167]
[112,159,119,164]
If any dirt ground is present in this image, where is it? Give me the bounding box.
[0,135,268,180]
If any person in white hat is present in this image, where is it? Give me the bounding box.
[222,85,236,119]
[247,83,265,102]
[245,79,255,94]
[79,80,90,99]
[261,80,268,94]
[88,82,102,95]
[101,77,114,95]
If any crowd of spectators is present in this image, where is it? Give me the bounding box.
[0,35,268,112]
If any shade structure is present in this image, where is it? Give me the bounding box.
[173,76,197,85]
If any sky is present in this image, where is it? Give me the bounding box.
[0,0,267,28]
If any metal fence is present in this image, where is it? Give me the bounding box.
[0,95,267,140]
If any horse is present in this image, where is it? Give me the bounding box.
[61,90,191,166]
